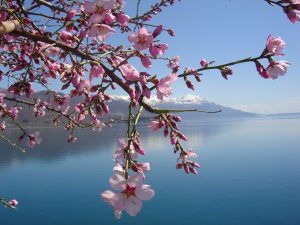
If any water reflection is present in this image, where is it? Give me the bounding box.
[0,117,299,225]
[0,118,246,168]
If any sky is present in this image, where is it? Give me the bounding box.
[1,0,300,114]
[122,0,300,114]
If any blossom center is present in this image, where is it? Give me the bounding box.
[122,184,136,198]
[138,36,147,45]
[96,5,105,14]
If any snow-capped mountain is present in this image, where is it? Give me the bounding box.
[109,94,255,119]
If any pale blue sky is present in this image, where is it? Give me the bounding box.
[122,0,300,113]
[1,0,299,114]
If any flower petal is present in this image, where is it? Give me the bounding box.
[127,172,144,187]
[109,172,126,190]
[135,184,155,201]
[124,197,142,216]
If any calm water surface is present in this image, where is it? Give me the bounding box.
[0,117,300,225]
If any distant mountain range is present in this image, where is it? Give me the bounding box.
[2,90,299,126]
[108,94,256,120]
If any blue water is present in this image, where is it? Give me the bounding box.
[1,117,300,225]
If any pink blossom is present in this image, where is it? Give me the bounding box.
[120,64,140,81]
[128,27,153,51]
[59,30,74,45]
[140,55,152,68]
[220,66,233,80]
[101,172,154,218]
[167,56,180,69]
[266,35,286,56]
[33,99,47,117]
[178,150,198,162]
[27,132,42,148]
[72,74,82,87]
[7,199,18,207]
[284,7,300,23]
[185,79,194,91]
[114,138,138,164]
[149,43,168,58]
[66,9,76,21]
[93,119,105,132]
[116,13,130,27]
[104,13,115,24]
[200,59,208,67]
[156,73,178,101]
[82,0,115,15]
[50,95,70,111]
[7,107,21,121]
[148,120,164,131]
[87,24,115,41]
[47,61,61,71]
[152,25,163,38]
[77,79,91,92]
[132,162,151,173]
[255,61,269,79]
[111,56,140,81]
[90,64,105,81]
[266,60,290,79]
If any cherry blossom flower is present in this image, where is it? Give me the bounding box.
[266,35,286,56]
[128,27,153,51]
[148,120,164,131]
[27,132,42,148]
[167,56,180,70]
[87,24,115,41]
[177,150,200,175]
[66,9,76,21]
[286,9,300,23]
[7,107,22,121]
[149,43,168,58]
[90,64,105,81]
[93,119,105,132]
[104,13,115,24]
[7,199,18,207]
[116,13,130,26]
[50,95,70,111]
[114,138,138,165]
[283,2,300,23]
[156,73,178,101]
[59,30,75,45]
[200,59,208,67]
[101,171,154,218]
[255,61,269,79]
[82,0,115,18]
[266,60,290,79]
[140,55,152,68]
[220,66,233,80]
[120,64,140,81]
[152,25,163,38]
[132,162,151,173]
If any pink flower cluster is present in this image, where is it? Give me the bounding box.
[102,136,153,219]
[81,0,130,41]
[102,168,154,218]
[156,73,178,101]
[281,0,300,23]
[255,35,290,79]
[148,114,200,175]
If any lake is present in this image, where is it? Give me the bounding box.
[1,117,300,225]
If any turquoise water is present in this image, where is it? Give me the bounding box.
[1,117,300,225]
